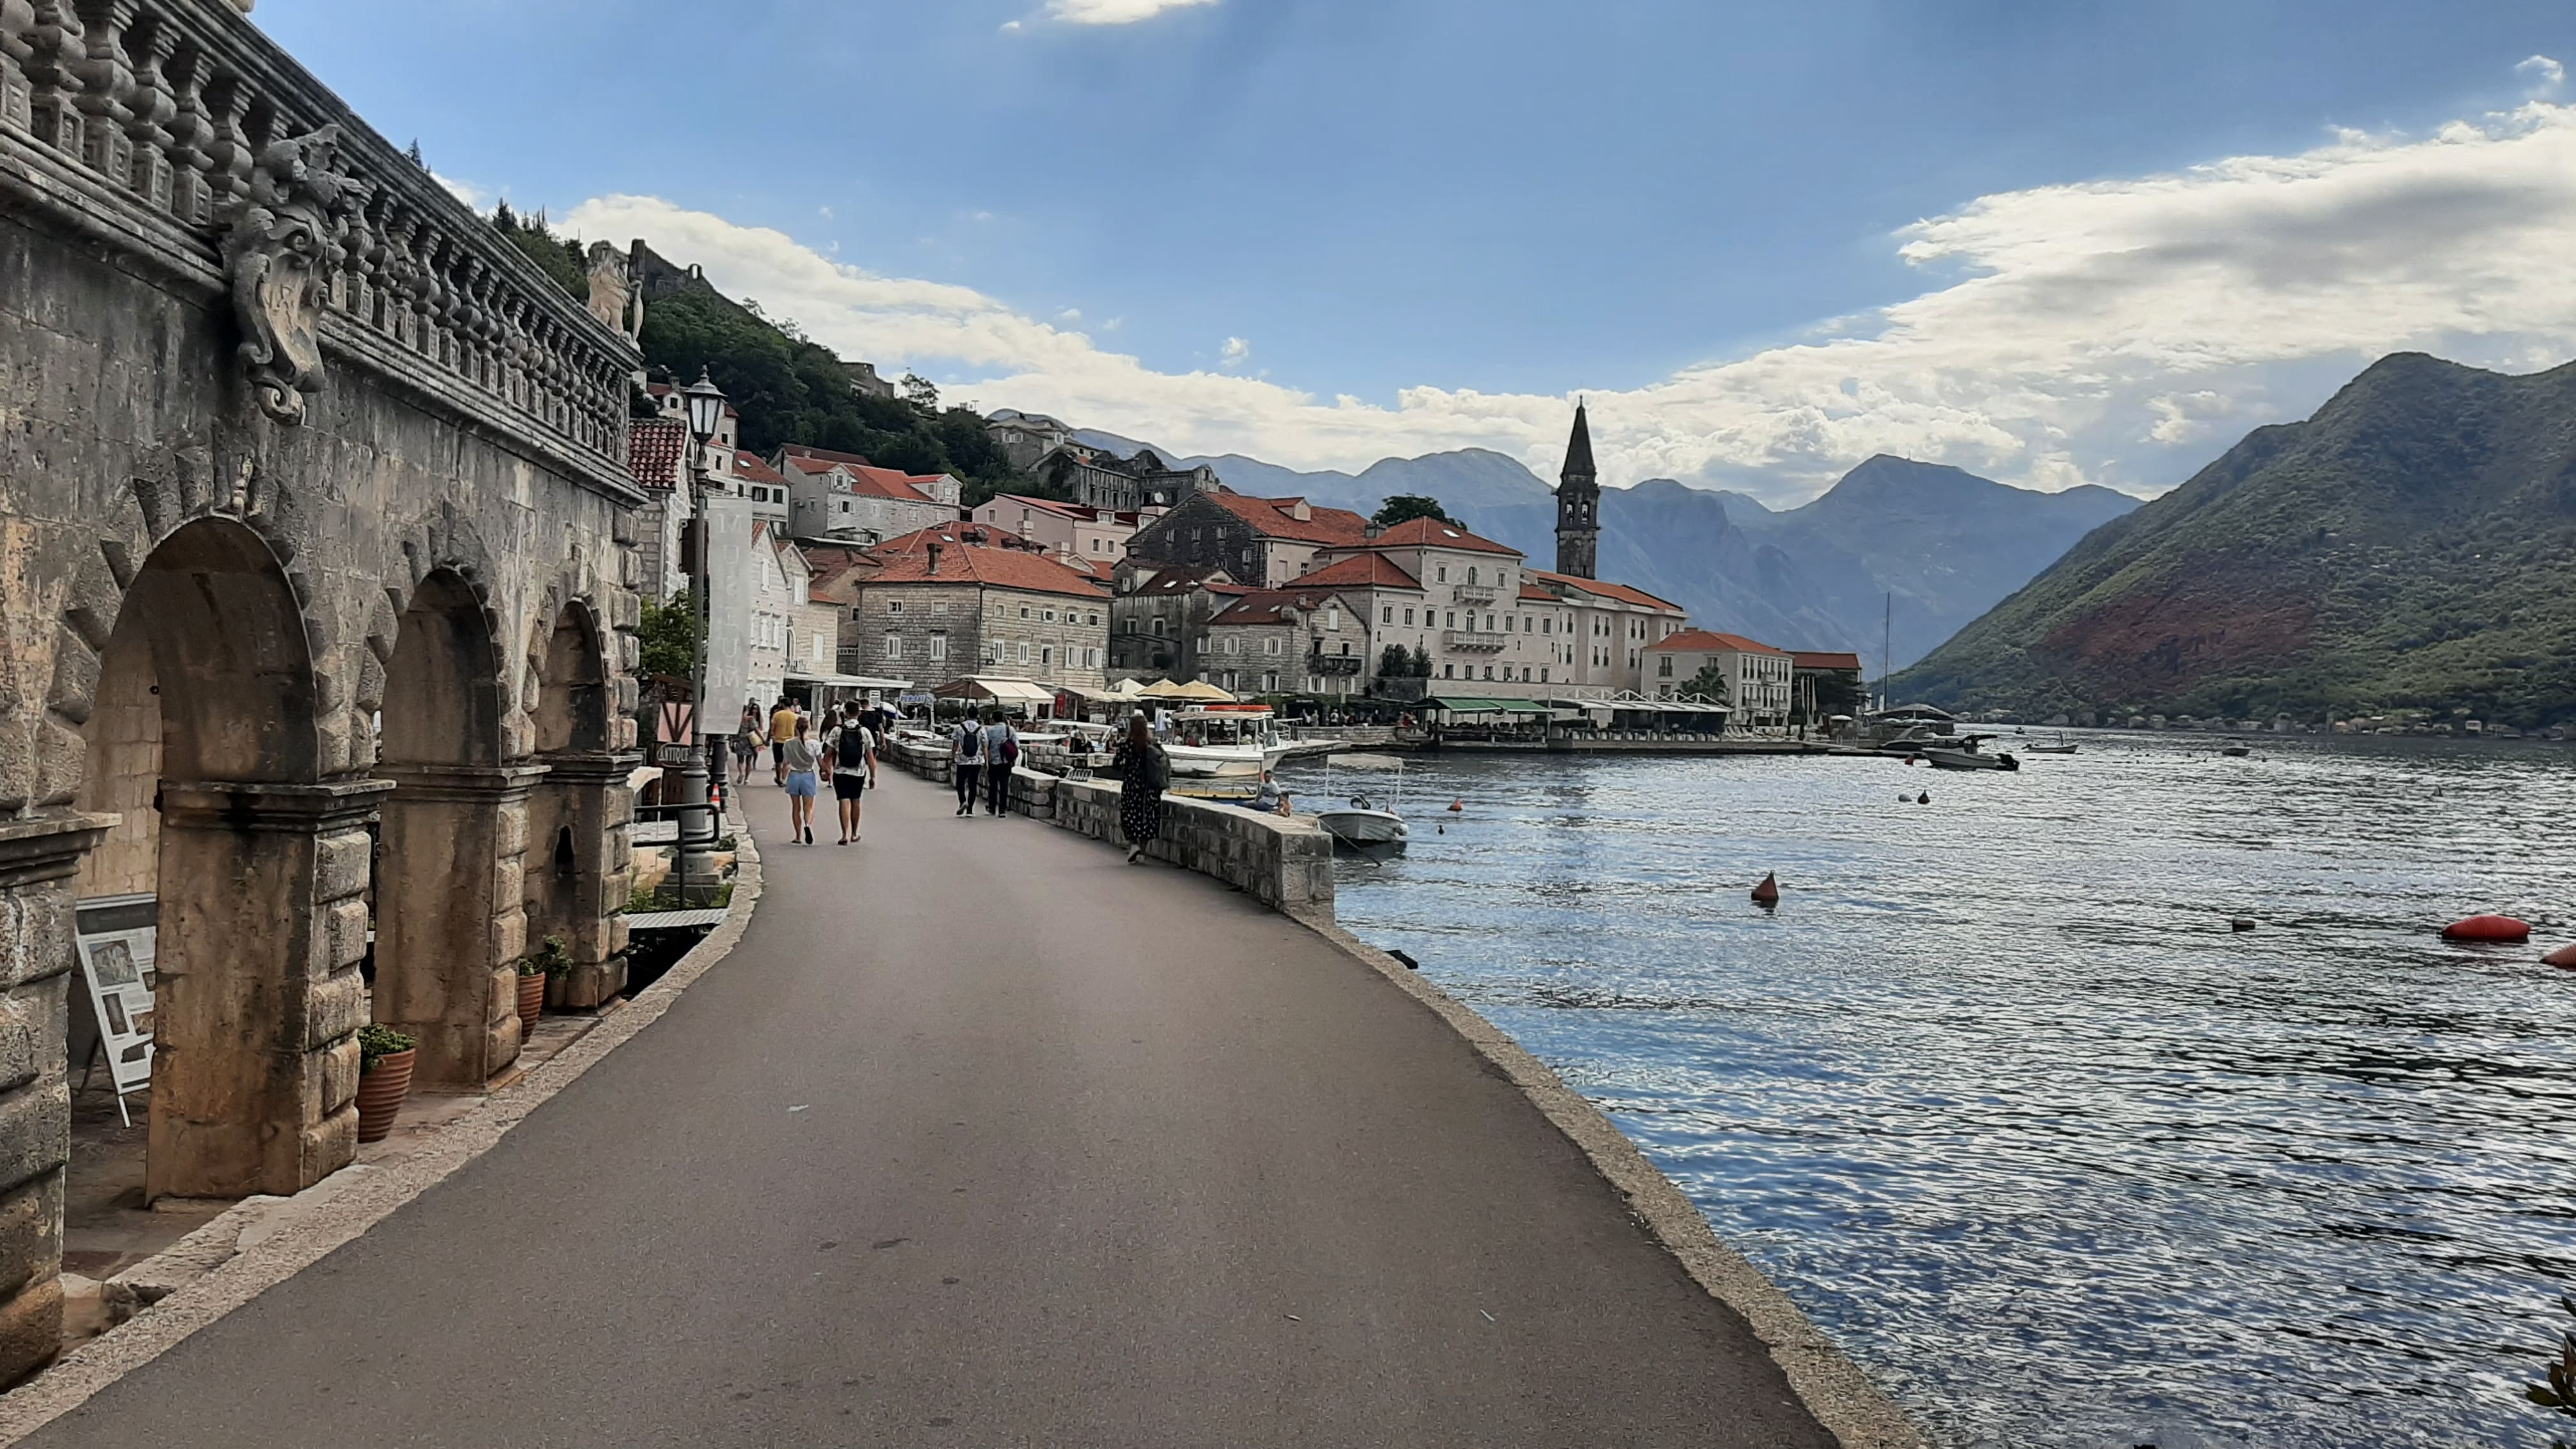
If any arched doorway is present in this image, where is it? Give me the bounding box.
[373,570,536,1091]
[68,518,377,1202]
[525,602,632,1010]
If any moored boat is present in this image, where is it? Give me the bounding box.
[1920,734,2019,771]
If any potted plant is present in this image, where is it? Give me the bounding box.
[355,1023,417,1143]
[517,936,569,1037]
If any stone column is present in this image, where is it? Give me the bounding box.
[0,813,111,1386]
[149,781,387,1204]
[527,751,639,1011]
[372,763,544,1091]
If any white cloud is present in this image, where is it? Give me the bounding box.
[1043,0,1217,23]
[432,172,486,208]
[2519,54,2564,95]
[564,90,2576,505]
[1219,336,1250,369]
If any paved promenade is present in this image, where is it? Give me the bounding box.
[22,774,1835,1447]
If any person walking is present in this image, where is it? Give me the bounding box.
[824,704,877,844]
[733,702,760,786]
[779,716,821,844]
[983,709,1018,817]
[769,697,798,785]
[1110,712,1169,864]
[951,711,985,817]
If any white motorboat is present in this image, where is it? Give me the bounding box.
[1920,734,2020,771]
[1312,753,1409,850]
[2024,733,2078,755]
[1161,705,1293,779]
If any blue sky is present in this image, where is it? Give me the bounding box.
[261,1,2576,501]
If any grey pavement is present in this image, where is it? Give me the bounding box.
[24,773,1836,1448]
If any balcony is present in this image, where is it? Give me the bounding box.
[1450,585,1496,606]
[1308,653,1363,676]
[1442,628,1506,653]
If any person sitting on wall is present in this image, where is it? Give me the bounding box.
[1246,769,1291,816]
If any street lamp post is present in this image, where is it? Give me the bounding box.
[675,367,729,905]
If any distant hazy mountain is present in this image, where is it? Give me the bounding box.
[1891,352,2576,724]
[1069,431,2136,670]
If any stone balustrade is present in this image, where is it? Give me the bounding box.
[0,0,636,497]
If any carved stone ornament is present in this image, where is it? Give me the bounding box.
[584,239,636,343]
[220,124,370,425]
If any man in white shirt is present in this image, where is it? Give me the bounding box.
[822,703,878,844]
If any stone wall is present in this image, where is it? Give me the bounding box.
[1047,779,1333,913]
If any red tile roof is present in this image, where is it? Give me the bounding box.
[983,493,1092,521]
[627,418,686,491]
[731,452,788,485]
[1128,564,1250,597]
[1208,586,1368,627]
[1199,491,1370,546]
[1525,569,1684,612]
[1353,516,1519,555]
[1517,583,1558,602]
[1292,553,1422,591]
[1791,650,1864,671]
[857,525,1108,599]
[1649,629,1788,656]
[778,443,875,468]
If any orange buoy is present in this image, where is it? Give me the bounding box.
[1447,797,1464,813]
[1751,872,1780,906]
[2442,915,2531,942]
[2543,942,2576,969]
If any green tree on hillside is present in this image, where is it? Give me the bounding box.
[489,203,586,299]
[1372,494,1455,528]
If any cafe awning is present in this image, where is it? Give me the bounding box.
[931,675,1056,705]
[1425,696,1553,717]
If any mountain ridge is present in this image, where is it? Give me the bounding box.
[1889,351,2576,724]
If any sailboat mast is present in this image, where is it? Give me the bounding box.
[1881,594,1892,713]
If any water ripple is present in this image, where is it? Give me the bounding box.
[1296,733,2576,1449]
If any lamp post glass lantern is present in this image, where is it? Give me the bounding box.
[675,367,727,905]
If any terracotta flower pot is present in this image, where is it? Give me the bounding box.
[355,1048,416,1144]
[516,971,546,1039]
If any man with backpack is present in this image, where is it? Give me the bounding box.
[822,703,878,845]
[983,709,1019,817]
[951,712,983,816]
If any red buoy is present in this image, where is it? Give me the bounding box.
[2543,943,2576,969]
[2442,915,2531,942]
[1446,797,1464,813]
[1751,872,1780,906]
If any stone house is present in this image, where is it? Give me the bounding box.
[1642,629,1792,726]
[1126,491,1372,589]
[1201,585,1375,699]
[629,417,692,605]
[1034,442,1220,514]
[1108,563,1252,680]
[775,443,962,545]
[986,408,1074,470]
[835,524,1110,693]
[971,493,1165,571]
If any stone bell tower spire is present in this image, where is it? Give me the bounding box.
[1555,399,1600,579]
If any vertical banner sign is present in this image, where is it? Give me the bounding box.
[77,926,156,1126]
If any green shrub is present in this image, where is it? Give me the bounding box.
[357,1023,415,1073]
[520,935,572,979]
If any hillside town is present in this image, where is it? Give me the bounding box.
[648,394,1864,733]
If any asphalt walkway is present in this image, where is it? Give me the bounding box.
[22,773,1834,1447]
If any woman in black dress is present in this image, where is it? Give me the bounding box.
[1111,712,1169,863]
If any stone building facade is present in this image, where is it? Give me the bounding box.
[832,526,1110,693]
[0,0,642,1382]
[1108,564,1250,680]
[1124,491,1371,589]
[1036,443,1220,514]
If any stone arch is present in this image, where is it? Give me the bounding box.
[372,565,533,1090]
[523,594,631,1011]
[55,516,372,1206]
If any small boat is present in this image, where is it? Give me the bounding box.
[2220,740,2251,758]
[1312,753,1409,850]
[1919,734,2019,771]
[1161,705,1293,779]
[2024,733,2078,755]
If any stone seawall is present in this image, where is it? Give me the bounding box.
[880,739,1329,913]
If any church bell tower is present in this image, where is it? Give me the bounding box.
[1555,400,1600,578]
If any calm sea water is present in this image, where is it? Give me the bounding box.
[1287,733,2576,1449]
